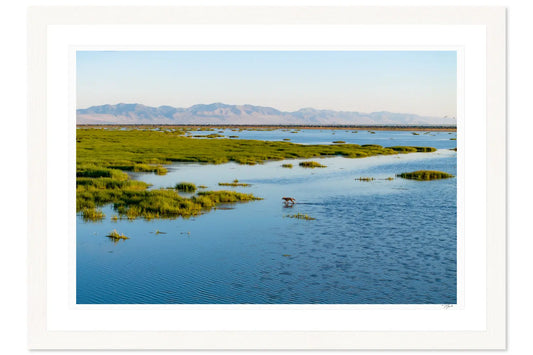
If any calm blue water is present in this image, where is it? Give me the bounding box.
[77,129,457,304]
[187,128,456,149]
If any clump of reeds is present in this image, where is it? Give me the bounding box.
[106,229,129,241]
[412,132,420,135]
[389,146,437,153]
[355,177,375,181]
[332,141,346,144]
[285,213,316,220]
[155,166,167,175]
[196,190,262,203]
[396,170,454,180]
[299,161,326,168]
[450,138,457,140]
[132,163,168,175]
[198,185,208,189]
[281,163,293,168]
[80,208,105,222]
[218,179,251,187]
[229,135,239,138]
[175,182,197,192]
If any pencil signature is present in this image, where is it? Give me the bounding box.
[442,304,454,310]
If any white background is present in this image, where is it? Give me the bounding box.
[0,0,528,353]
[45,24,479,332]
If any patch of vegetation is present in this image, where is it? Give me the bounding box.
[196,190,262,204]
[106,229,129,242]
[354,177,394,181]
[450,148,457,151]
[175,182,197,192]
[133,163,168,175]
[355,177,375,181]
[218,179,251,187]
[229,135,239,138]
[332,141,346,144]
[389,146,437,153]
[281,163,293,168]
[299,161,327,168]
[397,170,455,181]
[285,213,316,220]
[77,128,435,166]
[77,184,260,221]
[450,138,457,140]
[198,185,208,189]
[412,132,420,135]
[80,207,105,222]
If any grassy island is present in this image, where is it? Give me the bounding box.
[106,229,129,241]
[299,161,327,168]
[218,179,251,187]
[397,170,454,181]
[175,182,197,192]
[285,213,316,220]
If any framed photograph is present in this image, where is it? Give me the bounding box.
[28,6,506,349]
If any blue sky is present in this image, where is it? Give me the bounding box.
[77,51,456,117]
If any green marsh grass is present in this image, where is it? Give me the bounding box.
[285,213,316,220]
[281,163,293,168]
[77,128,435,167]
[397,170,454,181]
[389,146,437,153]
[299,161,327,168]
[175,182,197,192]
[218,179,251,187]
[80,208,105,222]
[106,229,129,242]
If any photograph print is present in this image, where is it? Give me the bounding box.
[75,50,457,305]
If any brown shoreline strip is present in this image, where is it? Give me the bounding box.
[77,124,457,132]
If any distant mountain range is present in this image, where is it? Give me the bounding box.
[76,103,456,126]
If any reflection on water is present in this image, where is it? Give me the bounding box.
[77,130,457,304]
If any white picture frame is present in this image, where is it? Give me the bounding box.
[28,6,506,349]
